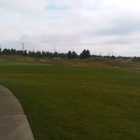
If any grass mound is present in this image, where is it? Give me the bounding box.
[0,56,140,139]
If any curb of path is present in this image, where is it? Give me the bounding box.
[0,85,35,140]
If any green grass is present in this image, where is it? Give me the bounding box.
[0,56,140,139]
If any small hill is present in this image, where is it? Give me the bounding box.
[0,55,140,72]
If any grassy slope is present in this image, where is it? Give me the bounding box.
[0,55,140,139]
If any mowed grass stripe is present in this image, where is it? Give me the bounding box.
[0,61,140,139]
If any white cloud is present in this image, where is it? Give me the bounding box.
[102,0,140,11]
[0,0,140,56]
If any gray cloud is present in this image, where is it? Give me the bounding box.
[0,0,140,56]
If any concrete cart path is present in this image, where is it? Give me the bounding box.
[0,85,35,140]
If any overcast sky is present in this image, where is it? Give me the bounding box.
[0,0,140,56]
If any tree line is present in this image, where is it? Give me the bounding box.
[0,47,139,62]
[0,48,91,59]
[132,56,140,62]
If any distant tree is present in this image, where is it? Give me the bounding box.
[23,50,28,56]
[132,56,140,62]
[28,51,32,57]
[28,51,35,57]
[67,51,72,59]
[110,55,116,60]
[80,49,90,59]
[53,52,58,58]
[46,51,51,57]
[35,51,41,58]
[67,51,78,59]
[0,47,1,55]
[17,50,23,55]
[72,51,78,59]
[2,48,10,55]
[80,49,85,59]
[42,51,46,58]
[133,57,135,62]
[49,53,53,59]
[10,48,16,55]
[59,53,67,58]
[86,50,90,58]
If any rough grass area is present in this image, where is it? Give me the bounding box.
[0,56,140,140]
